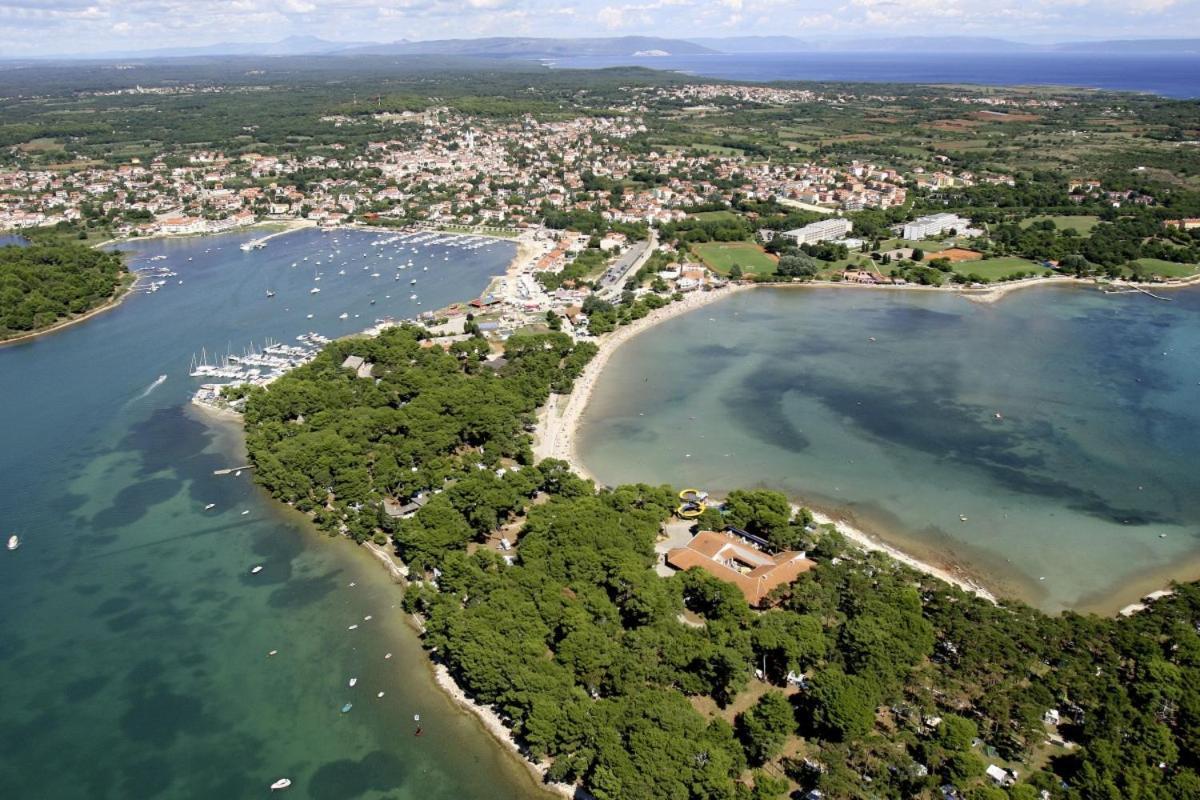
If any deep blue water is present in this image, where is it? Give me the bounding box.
[553,52,1200,98]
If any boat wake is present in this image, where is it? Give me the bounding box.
[134,374,168,401]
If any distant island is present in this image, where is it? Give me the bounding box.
[17,34,1200,62]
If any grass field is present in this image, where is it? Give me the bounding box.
[689,210,740,223]
[1019,215,1102,235]
[691,241,777,275]
[1133,258,1200,279]
[951,257,1045,282]
[881,239,949,252]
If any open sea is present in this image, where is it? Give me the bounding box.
[552,52,1200,98]
[577,286,1200,613]
[0,228,545,799]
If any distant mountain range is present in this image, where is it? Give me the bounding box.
[340,36,717,58]
[687,35,1200,55]
[26,35,1200,62]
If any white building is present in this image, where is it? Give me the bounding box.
[902,213,968,240]
[782,217,852,246]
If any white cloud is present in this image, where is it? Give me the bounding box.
[0,0,1193,56]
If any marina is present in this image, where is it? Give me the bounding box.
[0,227,542,799]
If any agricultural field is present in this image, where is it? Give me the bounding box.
[690,241,777,275]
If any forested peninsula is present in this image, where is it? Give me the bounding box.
[0,241,127,342]
[234,323,1200,800]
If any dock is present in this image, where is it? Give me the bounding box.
[213,465,254,475]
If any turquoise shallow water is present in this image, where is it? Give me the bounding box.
[0,229,543,799]
[578,286,1200,613]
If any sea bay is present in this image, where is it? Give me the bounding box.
[577,285,1200,613]
[551,52,1200,98]
[0,228,544,799]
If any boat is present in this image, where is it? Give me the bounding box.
[7,535,18,551]
[341,703,353,713]
[270,779,292,791]
[377,691,385,698]
[409,294,418,300]
[204,503,216,510]
[348,678,357,687]
[410,279,416,285]
[339,312,349,320]
[241,510,250,516]
[251,565,264,574]
[266,291,276,298]
[310,288,320,294]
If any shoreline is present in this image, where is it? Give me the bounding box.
[190,403,565,799]
[531,281,998,604]
[533,284,754,472]
[0,270,137,349]
[533,277,1200,614]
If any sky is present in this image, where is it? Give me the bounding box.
[0,0,1195,57]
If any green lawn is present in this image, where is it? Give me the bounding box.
[880,239,949,252]
[1132,258,1200,279]
[951,257,1045,282]
[1019,215,1101,235]
[689,210,740,223]
[691,241,778,275]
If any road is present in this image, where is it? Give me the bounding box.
[597,232,657,299]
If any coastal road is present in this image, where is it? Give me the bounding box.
[597,232,657,299]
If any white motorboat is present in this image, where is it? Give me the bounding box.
[349,678,357,687]
[7,534,18,551]
[339,312,349,320]
[251,565,264,574]
[270,778,292,791]
[204,503,216,510]
[310,288,320,294]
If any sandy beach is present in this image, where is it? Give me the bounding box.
[532,280,1006,605]
[533,283,754,472]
